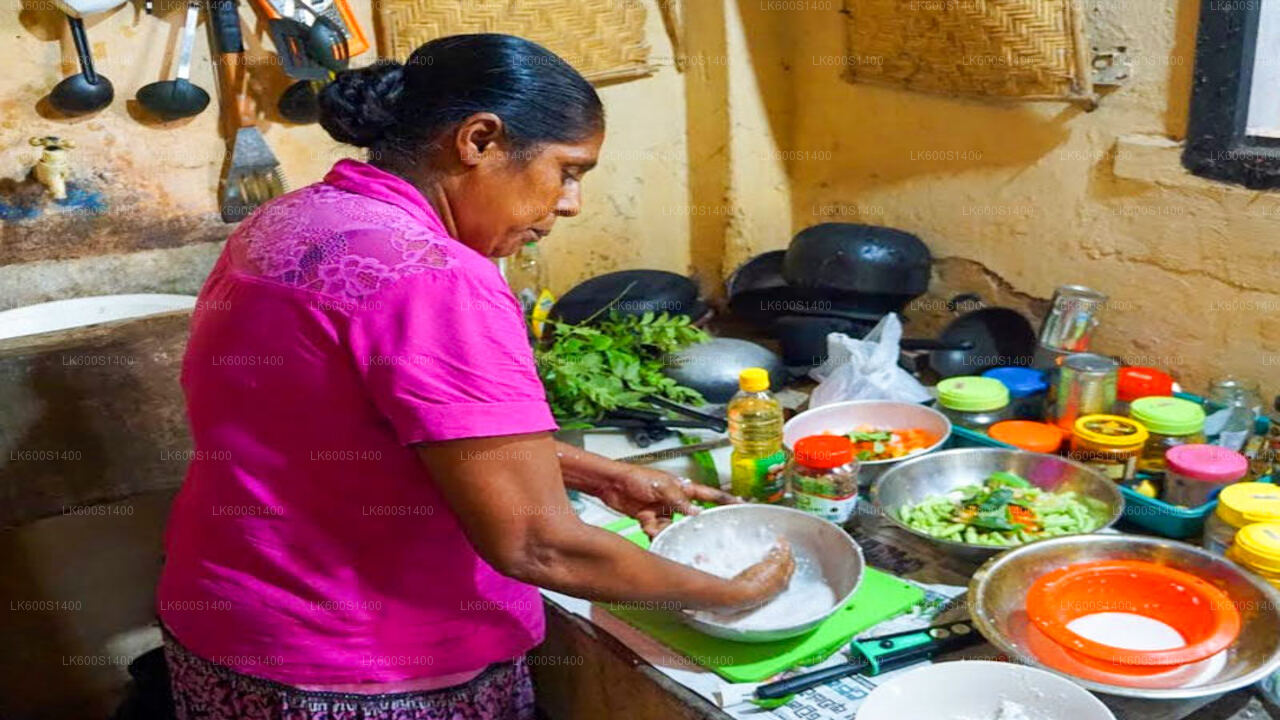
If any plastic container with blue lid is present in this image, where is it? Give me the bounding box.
[982,367,1049,420]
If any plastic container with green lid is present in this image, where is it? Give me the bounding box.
[936,376,1012,431]
[1129,396,1207,476]
[1203,482,1280,555]
[1226,522,1280,589]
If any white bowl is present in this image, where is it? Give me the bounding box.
[858,661,1115,720]
[782,400,952,484]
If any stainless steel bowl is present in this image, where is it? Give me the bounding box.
[649,504,864,642]
[969,534,1280,699]
[871,448,1124,562]
[783,400,952,486]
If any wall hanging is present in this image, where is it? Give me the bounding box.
[842,0,1098,108]
[376,0,653,84]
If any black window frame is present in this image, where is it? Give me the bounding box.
[1183,0,1280,189]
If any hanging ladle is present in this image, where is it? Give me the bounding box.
[137,1,210,120]
[49,11,114,115]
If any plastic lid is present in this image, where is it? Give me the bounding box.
[982,367,1048,397]
[1117,367,1174,403]
[1072,414,1149,447]
[989,421,1065,453]
[937,376,1010,412]
[739,367,770,393]
[1165,444,1248,483]
[1129,396,1205,435]
[1229,523,1280,574]
[794,435,855,469]
[1215,483,1280,529]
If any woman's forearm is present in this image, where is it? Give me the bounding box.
[554,440,630,494]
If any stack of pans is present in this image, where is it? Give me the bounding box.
[727,223,932,368]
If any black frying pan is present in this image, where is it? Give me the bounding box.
[927,306,1037,377]
[549,270,707,325]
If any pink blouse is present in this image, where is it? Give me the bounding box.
[157,159,558,686]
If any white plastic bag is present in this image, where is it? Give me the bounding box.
[808,314,931,408]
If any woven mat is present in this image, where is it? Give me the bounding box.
[376,0,653,84]
[843,0,1094,104]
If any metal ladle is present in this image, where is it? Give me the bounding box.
[49,14,113,115]
[137,1,209,120]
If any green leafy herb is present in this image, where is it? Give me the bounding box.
[535,311,709,420]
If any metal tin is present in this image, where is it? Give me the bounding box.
[1051,353,1119,430]
[1037,285,1107,353]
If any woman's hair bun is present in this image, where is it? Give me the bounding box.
[318,61,406,148]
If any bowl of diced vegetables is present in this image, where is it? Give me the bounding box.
[871,448,1124,562]
[782,400,952,485]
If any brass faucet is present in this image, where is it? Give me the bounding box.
[29,136,75,200]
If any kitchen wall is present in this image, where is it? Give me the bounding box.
[0,0,692,308]
[731,0,1280,392]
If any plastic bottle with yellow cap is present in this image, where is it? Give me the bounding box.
[1226,522,1280,589]
[1204,482,1280,555]
[728,368,786,502]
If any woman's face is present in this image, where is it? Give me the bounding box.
[447,118,603,258]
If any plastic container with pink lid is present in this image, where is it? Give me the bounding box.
[1164,444,1248,508]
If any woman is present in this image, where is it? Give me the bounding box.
[158,34,793,719]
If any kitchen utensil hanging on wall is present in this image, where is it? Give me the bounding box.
[252,0,368,57]
[136,1,210,120]
[48,0,128,115]
[207,0,285,222]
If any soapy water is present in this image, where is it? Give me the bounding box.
[665,519,837,630]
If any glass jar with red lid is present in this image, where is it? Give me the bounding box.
[786,435,860,525]
[1113,366,1174,415]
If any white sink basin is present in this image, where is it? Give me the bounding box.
[0,294,196,341]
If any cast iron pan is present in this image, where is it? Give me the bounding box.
[549,270,707,325]
[726,251,912,329]
[782,223,932,300]
[927,305,1037,377]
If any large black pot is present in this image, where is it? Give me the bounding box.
[782,223,932,310]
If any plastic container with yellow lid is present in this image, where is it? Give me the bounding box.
[1068,414,1149,482]
[1226,522,1280,589]
[1204,482,1280,555]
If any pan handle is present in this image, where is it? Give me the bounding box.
[900,338,975,352]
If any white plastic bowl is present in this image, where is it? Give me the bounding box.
[782,400,952,484]
[858,661,1115,720]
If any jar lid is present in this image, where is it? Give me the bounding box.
[1117,367,1174,403]
[1216,483,1280,529]
[739,367,770,393]
[1229,522,1280,574]
[1166,444,1248,483]
[982,367,1048,397]
[989,421,1064,453]
[1130,396,1205,435]
[794,435,854,469]
[1072,414,1149,447]
[937,376,1010,412]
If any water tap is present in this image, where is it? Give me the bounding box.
[29,136,75,200]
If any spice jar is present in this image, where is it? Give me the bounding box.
[936,376,1012,432]
[1113,366,1174,415]
[989,420,1065,454]
[1203,482,1280,555]
[1129,396,1207,476]
[786,435,860,525]
[1050,353,1118,430]
[1226,522,1280,589]
[1164,444,1248,508]
[1069,414,1149,482]
[982,367,1049,420]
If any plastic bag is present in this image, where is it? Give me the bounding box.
[808,314,932,408]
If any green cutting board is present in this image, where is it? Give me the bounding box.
[602,519,925,683]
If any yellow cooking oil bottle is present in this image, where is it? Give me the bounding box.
[728,368,787,503]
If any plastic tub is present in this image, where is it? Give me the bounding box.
[989,420,1065,454]
[1164,444,1248,508]
[936,376,1012,432]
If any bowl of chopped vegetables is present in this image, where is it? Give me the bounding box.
[782,400,952,485]
[871,448,1124,562]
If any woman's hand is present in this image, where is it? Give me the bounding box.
[718,539,796,611]
[595,465,741,537]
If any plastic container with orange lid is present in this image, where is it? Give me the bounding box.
[1068,414,1149,482]
[989,420,1065,454]
[1113,366,1174,414]
[786,435,860,525]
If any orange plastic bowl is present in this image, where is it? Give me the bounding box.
[1026,560,1241,668]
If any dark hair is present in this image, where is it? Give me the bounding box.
[319,34,604,159]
